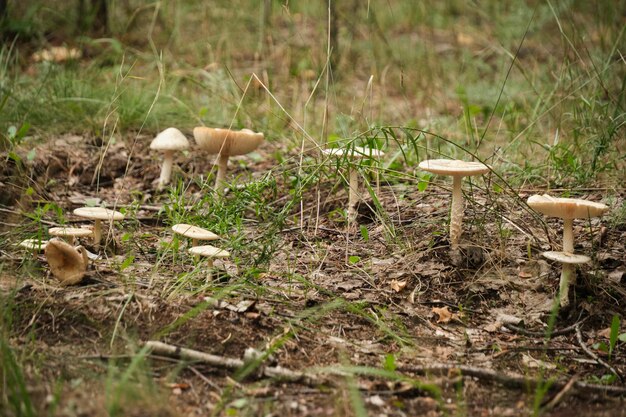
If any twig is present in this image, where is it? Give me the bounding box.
[144,340,320,385]
[575,323,623,382]
[398,363,626,395]
[503,320,585,337]
[541,374,578,411]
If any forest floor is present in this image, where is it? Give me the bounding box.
[1,132,625,416]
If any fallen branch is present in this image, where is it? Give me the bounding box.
[144,341,626,396]
[144,340,320,386]
[398,364,626,395]
[575,323,623,383]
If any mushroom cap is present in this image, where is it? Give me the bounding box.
[18,238,48,251]
[49,227,94,239]
[44,239,87,285]
[73,207,125,221]
[188,245,230,258]
[193,127,264,156]
[322,146,385,159]
[172,224,219,241]
[418,159,490,176]
[527,194,609,219]
[150,127,190,152]
[542,251,590,265]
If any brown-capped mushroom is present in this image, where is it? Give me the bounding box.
[418,159,489,247]
[44,238,89,285]
[322,146,385,223]
[73,207,125,249]
[527,194,609,307]
[188,245,230,281]
[193,127,264,191]
[48,227,93,245]
[150,128,189,189]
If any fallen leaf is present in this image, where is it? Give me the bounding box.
[390,279,407,292]
[521,353,556,369]
[597,327,612,339]
[432,306,457,324]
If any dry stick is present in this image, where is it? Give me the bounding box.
[144,341,320,385]
[145,341,626,396]
[503,320,585,337]
[398,364,626,395]
[574,323,623,383]
[541,374,579,411]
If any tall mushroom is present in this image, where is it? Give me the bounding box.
[45,238,89,285]
[73,207,125,250]
[188,245,230,282]
[418,159,489,247]
[527,194,609,307]
[150,128,190,189]
[322,146,385,223]
[193,127,264,191]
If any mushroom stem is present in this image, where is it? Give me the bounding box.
[215,153,229,191]
[563,218,574,253]
[158,150,175,189]
[192,238,199,247]
[559,218,575,307]
[206,259,214,282]
[93,219,102,248]
[348,165,359,223]
[450,175,464,247]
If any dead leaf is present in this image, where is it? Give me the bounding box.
[597,327,612,339]
[390,279,407,292]
[521,353,556,369]
[432,306,457,324]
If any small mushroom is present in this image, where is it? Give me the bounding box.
[193,127,264,191]
[418,159,489,247]
[73,207,125,249]
[527,194,609,307]
[188,245,230,281]
[48,227,93,245]
[44,238,89,285]
[18,238,49,258]
[322,146,385,223]
[150,128,190,189]
[172,224,219,248]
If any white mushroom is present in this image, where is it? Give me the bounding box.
[150,128,190,189]
[322,146,385,223]
[418,159,489,247]
[527,194,609,307]
[18,238,49,258]
[188,245,230,282]
[48,227,93,245]
[172,224,219,248]
[44,238,89,285]
[73,207,125,249]
[193,127,264,191]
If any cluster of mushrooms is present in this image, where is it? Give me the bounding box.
[19,126,610,308]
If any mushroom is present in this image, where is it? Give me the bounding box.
[18,238,49,258]
[48,226,93,245]
[322,146,385,223]
[193,127,264,191]
[188,245,230,281]
[418,159,490,247]
[172,224,219,248]
[44,238,89,285]
[150,127,190,189]
[527,194,609,307]
[73,207,125,249]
